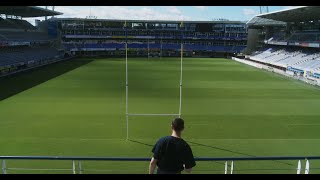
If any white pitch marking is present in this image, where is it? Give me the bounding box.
[187,123,211,126]
[127,113,180,116]
[288,124,320,126]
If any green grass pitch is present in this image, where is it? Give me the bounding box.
[0,57,320,174]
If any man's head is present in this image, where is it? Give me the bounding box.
[171,118,185,132]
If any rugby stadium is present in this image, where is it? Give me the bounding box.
[0,6,320,174]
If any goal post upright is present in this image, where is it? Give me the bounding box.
[160,32,163,59]
[179,20,184,118]
[179,43,183,118]
[125,20,129,140]
[147,38,150,59]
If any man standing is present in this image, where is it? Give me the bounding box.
[149,118,196,174]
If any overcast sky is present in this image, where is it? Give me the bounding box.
[26,6,297,25]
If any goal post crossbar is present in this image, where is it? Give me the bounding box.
[127,113,180,116]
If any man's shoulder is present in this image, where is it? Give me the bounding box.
[158,136,171,142]
[157,136,181,144]
[157,136,189,146]
[179,138,190,147]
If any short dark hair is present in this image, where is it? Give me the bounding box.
[172,118,184,132]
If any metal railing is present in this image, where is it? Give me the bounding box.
[1,156,319,174]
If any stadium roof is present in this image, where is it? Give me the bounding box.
[247,17,287,27]
[256,6,320,22]
[0,6,62,18]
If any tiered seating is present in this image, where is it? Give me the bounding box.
[292,59,320,72]
[274,51,310,67]
[62,42,246,52]
[313,61,320,72]
[0,47,60,67]
[0,17,15,29]
[250,48,288,65]
[288,32,320,43]
[291,53,320,67]
[250,46,320,73]
[0,18,62,76]
[0,31,50,41]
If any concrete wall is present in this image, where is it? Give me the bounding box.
[244,28,261,54]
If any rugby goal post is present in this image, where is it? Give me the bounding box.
[124,20,184,140]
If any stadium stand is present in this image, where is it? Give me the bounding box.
[287,31,320,43]
[250,46,320,70]
[245,6,320,84]
[0,31,51,41]
[0,17,14,29]
[2,6,320,174]
[0,46,60,67]
[0,6,64,77]
[54,18,247,57]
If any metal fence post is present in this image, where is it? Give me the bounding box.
[305,159,310,174]
[230,161,234,174]
[297,160,301,174]
[72,160,76,174]
[224,161,228,174]
[78,161,83,174]
[2,160,7,174]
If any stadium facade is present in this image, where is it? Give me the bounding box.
[51,18,247,57]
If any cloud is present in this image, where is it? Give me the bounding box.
[58,6,190,20]
[283,6,298,10]
[165,6,182,15]
[25,6,200,25]
[242,8,258,16]
[194,6,206,10]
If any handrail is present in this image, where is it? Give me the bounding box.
[1,156,317,174]
[0,156,319,161]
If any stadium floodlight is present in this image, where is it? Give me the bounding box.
[259,6,269,14]
[124,20,184,140]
